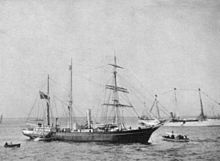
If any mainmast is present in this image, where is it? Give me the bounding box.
[69,59,73,129]
[113,56,119,124]
[103,56,133,126]
[47,74,50,126]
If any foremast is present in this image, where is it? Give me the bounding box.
[103,56,133,128]
[69,59,73,129]
[38,75,51,126]
[47,75,50,126]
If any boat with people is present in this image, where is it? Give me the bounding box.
[4,142,21,148]
[51,57,162,143]
[162,132,189,142]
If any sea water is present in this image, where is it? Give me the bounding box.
[0,118,220,161]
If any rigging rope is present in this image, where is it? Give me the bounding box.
[117,74,153,102]
[123,67,155,98]
[157,102,170,116]
[201,91,220,106]
[49,77,70,94]
[26,94,39,122]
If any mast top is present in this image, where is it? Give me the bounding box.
[109,56,123,69]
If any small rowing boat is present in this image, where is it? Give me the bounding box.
[4,142,21,148]
[162,132,189,142]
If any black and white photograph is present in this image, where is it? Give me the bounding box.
[0,0,220,160]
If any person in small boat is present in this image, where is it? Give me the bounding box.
[5,142,13,146]
[171,131,175,139]
[176,135,181,139]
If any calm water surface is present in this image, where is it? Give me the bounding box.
[0,118,220,161]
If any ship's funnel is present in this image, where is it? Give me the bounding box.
[170,112,174,119]
[86,109,92,129]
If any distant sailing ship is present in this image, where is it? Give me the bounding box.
[51,57,162,143]
[165,88,220,127]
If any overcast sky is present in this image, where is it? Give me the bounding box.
[1,0,220,118]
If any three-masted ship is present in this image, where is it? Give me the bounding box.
[52,57,161,143]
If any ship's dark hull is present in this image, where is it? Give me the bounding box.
[53,127,159,144]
